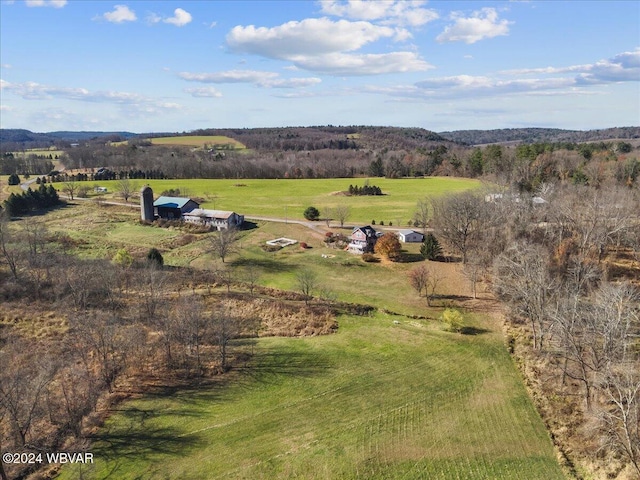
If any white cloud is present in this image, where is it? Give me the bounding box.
[319,0,439,27]
[226,17,429,75]
[164,8,192,27]
[179,69,322,88]
[227,18,394,57]
[291,51,431,75]
[25,0,67,7]
[502,48,640,84]
[99,5,137,24]
[436,8,511,44]
[146,12,162,25]
[1,80,181,113]
[180,70,279,84]
[1,64,12,69]
[184,86,223,98]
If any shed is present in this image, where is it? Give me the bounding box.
[398,230,424,243]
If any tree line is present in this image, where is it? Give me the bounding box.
[418,183,639,476]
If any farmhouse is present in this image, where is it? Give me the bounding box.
[348,225,378,253]
[153,196,200,220]
[397,230,424,243]
[183,209,244,230]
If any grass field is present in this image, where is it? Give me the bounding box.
[28,197,564,479]
[91,177,481,225]
[111,135,247,150]
[58,313,564,480]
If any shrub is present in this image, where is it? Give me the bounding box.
[7,173,20,186]
[361,253,379,263]
[441,308,465,333]
[304,206,320,221]
[146,248,164,267]
[300,242,308,249]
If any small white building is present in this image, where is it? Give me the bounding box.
[397,229,424,243]
[183,209,244,230]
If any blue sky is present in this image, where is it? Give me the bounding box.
[1,0,638,133]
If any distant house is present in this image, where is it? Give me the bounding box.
[153,196,199,220]
[348,226,378,253]
[183,209,244,230]
[397,230,423,243]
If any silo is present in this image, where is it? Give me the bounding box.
[140,186,154,221]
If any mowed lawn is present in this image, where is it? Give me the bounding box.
[59,314,564,480]
[98,177,481,225]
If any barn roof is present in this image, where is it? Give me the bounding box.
[184,209,234,219]
[153,196,198,209]
[398,229,419,236]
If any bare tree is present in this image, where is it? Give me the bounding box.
[321,206,333,228]
[0,341,56,447]
[241,263,261,295]
[413,197,430,234]
[210,307,240,372]
[334,204,351,228]
[0,211,19,279]
[62,179,78,200]
[295,268,318,305]
[408,264,429,298]
[430,191,486,263]
[208,227,240,263]
[115,177,137,203]
[597,367,640,477]
[494,243,557,350]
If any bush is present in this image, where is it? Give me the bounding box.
[7,173,20,185]
[146,248,164,267]
[361,253,379,263]
[441,308,465,333]
[303,206,320,221]
[300,242,308,249]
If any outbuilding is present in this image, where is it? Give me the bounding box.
[153,196,199,220]
[397,229,424,243]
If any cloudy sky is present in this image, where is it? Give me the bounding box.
[1,0,638,133]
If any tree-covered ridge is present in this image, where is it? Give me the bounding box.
[438,126,640,145]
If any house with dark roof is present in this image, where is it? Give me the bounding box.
[153,196,200,220]
[348,226,378,254]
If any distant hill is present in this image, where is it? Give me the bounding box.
[0,129,137,150]
[4,126,640,152]
[437,127,640,146]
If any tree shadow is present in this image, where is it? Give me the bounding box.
[239,220,259,231]
[401,252,424,263]
[459,326,490,336]
[237,348,333,387]
[231,256,295,273]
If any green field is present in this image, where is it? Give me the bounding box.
[96,177,481,225]
[37,188,563,479]
[110,135,246,149]
[59,313,563,480]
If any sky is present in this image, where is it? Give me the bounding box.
[0,0,639,133]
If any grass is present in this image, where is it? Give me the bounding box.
[58,313,564,480]
[112,135,246,149]
[87,177,481,225]
[19,200,564,479]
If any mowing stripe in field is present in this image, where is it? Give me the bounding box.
[58,314,565,480]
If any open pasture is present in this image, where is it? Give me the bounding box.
[58,313,564,480]
[146,135,246,149]
[105,177,481,225]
